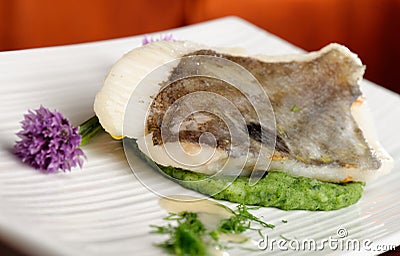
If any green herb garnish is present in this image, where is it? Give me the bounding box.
[151,212,209,256]
[151,203,275,255]
[218,204,275,235]
[290,104,302,113]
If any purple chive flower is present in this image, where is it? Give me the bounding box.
[14,106,85,173]
[142,34,174,45]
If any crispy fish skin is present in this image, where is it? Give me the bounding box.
[94,41,393,183]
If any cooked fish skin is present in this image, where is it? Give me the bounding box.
[94,41,393,183]
[193,49,376,167]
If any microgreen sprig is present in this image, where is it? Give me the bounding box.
[151,203,275,256]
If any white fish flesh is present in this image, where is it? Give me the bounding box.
[94,41,393,183]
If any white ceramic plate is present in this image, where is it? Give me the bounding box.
[0,17,399,256]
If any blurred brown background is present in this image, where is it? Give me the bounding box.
[0,0,399,93]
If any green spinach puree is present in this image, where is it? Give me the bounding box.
[159,166,364,211]
[126,139,364,211]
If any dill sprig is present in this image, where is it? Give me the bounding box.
[151,212,209,256]
[151,203,275,255]
[217,204,275,235]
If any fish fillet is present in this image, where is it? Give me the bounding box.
[94,41,393,183]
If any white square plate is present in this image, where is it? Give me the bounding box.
[0,17,399,255]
